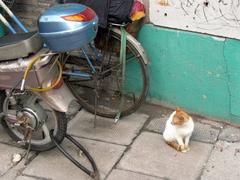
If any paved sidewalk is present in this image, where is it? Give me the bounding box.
[0,104,240,180]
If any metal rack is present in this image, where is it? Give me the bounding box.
[3,0,15,8]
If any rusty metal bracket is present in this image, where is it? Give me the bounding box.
[50,130,100,180]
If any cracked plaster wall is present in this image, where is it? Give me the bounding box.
[137,24,240,124]
[149,0,240,40]
[136,0,240,124]
[12,0,240,124]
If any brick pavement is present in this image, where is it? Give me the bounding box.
[0,104,239,180]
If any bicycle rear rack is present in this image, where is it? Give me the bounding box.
[0,0,28,33]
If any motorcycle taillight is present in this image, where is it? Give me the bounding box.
[61,7,96,22]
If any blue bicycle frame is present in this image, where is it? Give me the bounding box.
[0,0,98,80]
[63,46,98,79]
[0,0,28,34]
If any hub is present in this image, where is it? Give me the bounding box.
[14,95,48,131]
[17,107,46,130]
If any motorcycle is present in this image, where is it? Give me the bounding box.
[0,0,148,152]
[0,1,148,178]
[0,1,98,151]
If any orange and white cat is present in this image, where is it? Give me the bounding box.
[163,108,194,152]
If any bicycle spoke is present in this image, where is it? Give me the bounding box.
[64,28,148,118]
[41,124,51,142]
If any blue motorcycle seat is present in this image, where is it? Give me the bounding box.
[0,31,43,61]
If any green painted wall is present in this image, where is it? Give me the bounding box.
[137,24,240,124]
[0,9,4,37]
[0,23,4,37]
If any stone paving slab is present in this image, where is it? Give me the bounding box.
[14,176,38,180]
[1,160,26,180]
[145,117,167,134]
[201,141,240,180]
[0,143,26,177]
[218,126,240,142]
[0,125,15,144]
[0,151,36,180]
[68,110,149,145]
[196,118,224,129]
[23,137,126,180]
[118,132,213,180]
[146,118,220,143]
[191,122,220,143]
[138,104,172,120]
[140,103,224,130]
[106,169,164,180]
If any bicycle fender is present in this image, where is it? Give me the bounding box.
[111,27,149,65]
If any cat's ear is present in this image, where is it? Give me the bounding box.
[176,107,181,112]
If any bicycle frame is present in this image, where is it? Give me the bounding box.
[0,1,138,88]
[0,0,98,80]
[0,1,80,113]
[0,0,28,33]
[62,47,98,79]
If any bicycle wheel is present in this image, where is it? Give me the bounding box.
[0,91,67,151]
[64,27,149,118]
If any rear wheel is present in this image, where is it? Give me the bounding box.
[0,91,67,151]
[63,28,149,118]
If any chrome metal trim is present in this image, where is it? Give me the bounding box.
[111,27,149,65]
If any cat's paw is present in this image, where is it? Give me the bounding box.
[181,149,188,153]
[182,145,190,153]
[181,148,190,153]
[177,145,185,152]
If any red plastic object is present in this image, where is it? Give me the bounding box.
[62,7,96,22]
[130,0,145,21]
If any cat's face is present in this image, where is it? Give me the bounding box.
[172,108,191,125]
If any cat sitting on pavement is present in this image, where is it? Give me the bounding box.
[163,108,194,152]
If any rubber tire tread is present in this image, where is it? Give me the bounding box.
[0,91,67,152]
[66,29,149,118]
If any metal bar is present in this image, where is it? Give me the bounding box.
[115,26,127,123]
[80,48,96,73]
[62,71,91,78]
[0,0,28,33]
[89,43,101,61]
[0,13,16,33]
[49,131,100,180]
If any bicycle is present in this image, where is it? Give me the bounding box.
[62,22,149,120]
[2,0,149,121]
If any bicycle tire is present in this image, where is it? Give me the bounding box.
[64,27,149,118]
[0,91,67,151]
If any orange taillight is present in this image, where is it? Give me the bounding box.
[62,14,85,21]
[62,7,96,22]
